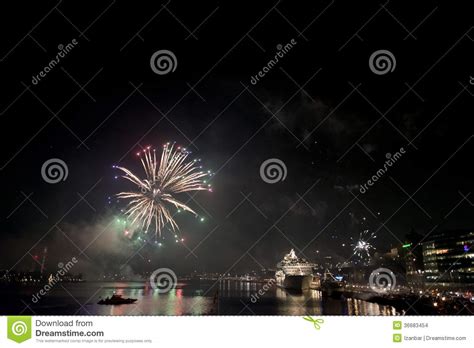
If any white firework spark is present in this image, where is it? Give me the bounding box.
[115,143,211,236]
[351,229,376,259]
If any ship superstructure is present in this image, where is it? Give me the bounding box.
[275,249,315,290]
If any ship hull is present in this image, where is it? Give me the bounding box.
[277,275,312,290]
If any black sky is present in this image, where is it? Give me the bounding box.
[1,1,473,277]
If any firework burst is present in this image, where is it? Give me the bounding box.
[114,142,212,237]
[351,229,376,260]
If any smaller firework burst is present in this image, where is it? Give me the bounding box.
[350,229,376,260]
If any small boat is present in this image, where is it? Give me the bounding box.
[98,294,137,305]
[320,270,344,297]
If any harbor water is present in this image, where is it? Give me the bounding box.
[0,280,397,315]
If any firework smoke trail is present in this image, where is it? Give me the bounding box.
[114,143,212,237]
[351,229,376,259]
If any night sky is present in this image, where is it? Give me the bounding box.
[1,1,473,277]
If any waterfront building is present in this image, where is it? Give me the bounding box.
[422,230,474,286]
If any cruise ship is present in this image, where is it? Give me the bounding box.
[275,249,315,290]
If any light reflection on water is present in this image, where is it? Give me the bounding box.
[1,280,398,316]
